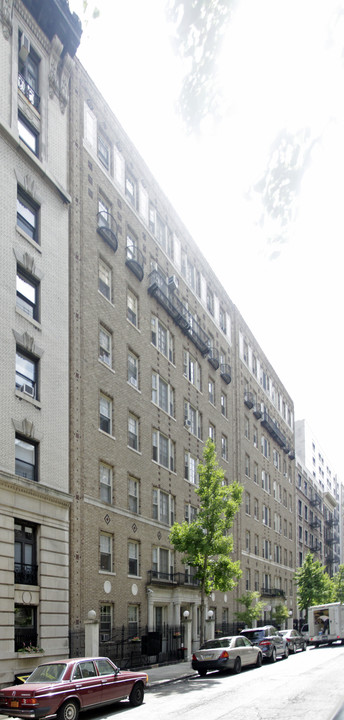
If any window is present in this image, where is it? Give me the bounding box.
[16,267,39,320]
[245,568,251,591]
[219,306,227,333]
[254,570,259,591]
[17,188,38,241]
[220,393,227,418]
[128,477,139,513]
[15,348,37,398]
[100,605,112,641]
[15,435,37,482]
[125,170,137,207]
[185,504,197,523]
[263,539,271,560]
[128,413,139,451]
[262,505,271,527]
[152,547,174,580]
[253,425,258,448]
[206,287,214,315]
[208,422,216,443]
[18,113,38,155]
[262,470,271,494]
[128,351,139,388]
[184,452,198,485]
[245,530,251,553]
[15,604,37,652]
[208,379,215,405]
[100,533,112,572]
[100,462,112,504]
[245,453,250,478]
[261,434,270,459]
[128,605,138,636]
[153,489,175,525]
[99,326,112,366]
[98,259,112,301]
[152,430,175,471]
[254,534,259,556]
[152,372,174,416]
[244,416,250,439]
[184,401,202,438]
[128,541,139,576]
[254,462,258,484]
[245,492,251,515]
[14,521,37,585]
[99,394,112,435]
[254,498,259,520]
[127,289,138,327]
[97,135,110,169]
[151,316,174,362]
[183,350,201,390]
[221,434,228,461]
[18,33,40,108]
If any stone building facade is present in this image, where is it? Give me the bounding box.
[0,0,81,687]
[68,58,297,650]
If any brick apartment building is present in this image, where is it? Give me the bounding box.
[68,57,297,651]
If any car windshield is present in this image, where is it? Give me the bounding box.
[200,638,233,649]
[241,631,262,642]
[26,664,67,683]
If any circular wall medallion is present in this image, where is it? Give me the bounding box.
[22,591,32,604]
[104,581,112,594]
[131,583,138,596]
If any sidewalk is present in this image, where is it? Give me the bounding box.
[145,660,197,688]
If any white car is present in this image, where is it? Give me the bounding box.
[192,635,262,676]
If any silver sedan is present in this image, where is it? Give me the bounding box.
[192,635,262,677]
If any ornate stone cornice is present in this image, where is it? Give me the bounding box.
[0,470,72,508]
[1,0,14,38]
[13,329,44,357]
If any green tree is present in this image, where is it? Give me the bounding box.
[169,439,242,644]
[332,565,344,603]
[271,603,289,629]
[295,552,333,617]
[234,591,265,628]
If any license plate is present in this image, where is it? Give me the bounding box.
[10,702,19,708]
[202,654,213,660]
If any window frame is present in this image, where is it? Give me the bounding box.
[17,187,39,242]
[127,288,138,327]
[128,413,139,451]
[100,533,113,572]
[15,434,38,482]
[98,258,112,301]
[18,112,38,155]
[99,393,112,435]
[16,267,39,321]
[15,347,38,399]
[99,325,112,367]
[99,462,113,504]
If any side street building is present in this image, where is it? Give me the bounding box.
[0,0,81,687]
[1,0,299,686]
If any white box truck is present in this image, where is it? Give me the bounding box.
[308,602,344,647]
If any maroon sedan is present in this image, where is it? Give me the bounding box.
[0,657,147,720]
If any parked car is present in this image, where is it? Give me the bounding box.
[278,629,307,653]
[192,635,262,676]
[240,625,288,662]
[0,657,147,720]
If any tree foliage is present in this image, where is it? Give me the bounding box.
[169,438,242,643]
[332,565,344,603]
[234,591,265,628]
[295,552,333,615]
[166,0,234,131]
[271,603,289,629]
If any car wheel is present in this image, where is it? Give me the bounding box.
[198,669,207,677]
[57,700,79,720]
[302,642,306,651]
[233,657,241,674]
[270,647,277,663]
[292,643,296,653]
[256,652,262,668]
[129,682,144,707]
[284,645,289,658]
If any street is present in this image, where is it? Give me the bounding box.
[87,644,344,720]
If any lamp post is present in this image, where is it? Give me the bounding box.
[182,610,191,661]
[205,609,215,641]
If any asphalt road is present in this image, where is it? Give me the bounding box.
[88,644,344,720]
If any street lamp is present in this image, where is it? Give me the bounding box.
[183,610,189,620]
[207,610,214,619]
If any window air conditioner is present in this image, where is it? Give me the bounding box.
[19,34,30,61]
[168,275,179,291]
[21,383,35,397]
[184,419,191,429]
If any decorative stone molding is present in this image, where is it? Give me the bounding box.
[13,329,44,357]
[49,34,63,99]
[1,0,14,39]
[13,417,35,438]
[59,52,73,113]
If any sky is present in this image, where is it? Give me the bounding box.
[69,0,344,481]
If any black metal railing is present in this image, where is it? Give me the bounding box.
[208,346,220,369]
[15,630,38,652]
[15,563,38,585]
[220,363,231,384]
[97,211,118,253]
[125,244,144,281]
[260,587,285,598]
[147,570,199,587]
[244,392,254,409]
[261,411,287,448]
[18,73,40,110]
